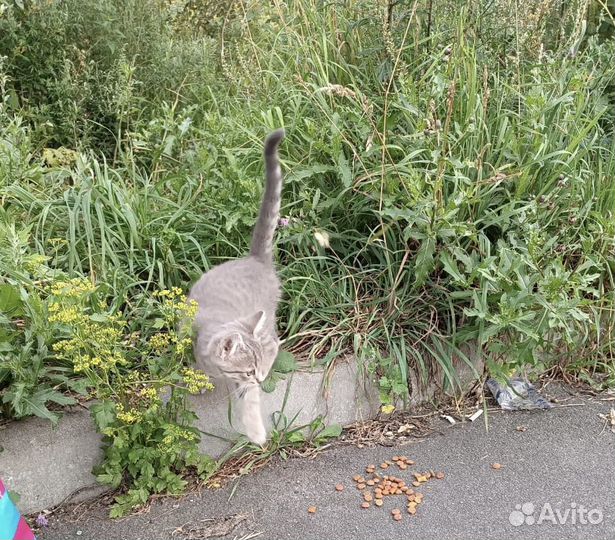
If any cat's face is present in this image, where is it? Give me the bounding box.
[208,311,277,388]
[216,332,265,386]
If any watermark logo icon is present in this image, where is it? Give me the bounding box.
[509,503,536,526]
[509,502,603,527]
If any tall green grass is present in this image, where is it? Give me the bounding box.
[1,0,614,414]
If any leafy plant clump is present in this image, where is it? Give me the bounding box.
[0,219,216,515]
[49,282,216,517]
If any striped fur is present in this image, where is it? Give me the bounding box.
[250,128,285,262]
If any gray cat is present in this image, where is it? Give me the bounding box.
[189,129,285,445]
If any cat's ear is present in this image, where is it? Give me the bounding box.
[243,310,266,338]
[218,332,244,359]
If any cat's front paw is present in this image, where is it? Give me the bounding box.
[245,424,267,446]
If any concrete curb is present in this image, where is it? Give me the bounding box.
[0,357,481,514]
[0,410,106,515]
[192,360,381,457]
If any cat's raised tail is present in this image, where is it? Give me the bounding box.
[250,128,285,262]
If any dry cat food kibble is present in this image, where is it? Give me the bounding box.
[492,462,502,470]
[327,456,447,523]
[307,506,317,514]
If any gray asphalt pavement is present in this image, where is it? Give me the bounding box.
[40,385,615,540]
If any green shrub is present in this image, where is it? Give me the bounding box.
[0,0,217,151]
[49,281,216,517]
[0,213,215,516]
[0,216,80,422]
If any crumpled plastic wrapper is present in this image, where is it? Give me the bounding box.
[486,377,553,410]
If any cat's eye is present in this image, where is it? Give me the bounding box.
[247,369,255,377]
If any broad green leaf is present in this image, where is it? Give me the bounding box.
[414,237,436,287]
[37,388,76,406]
[261,376,277,393]
[0,284,23,316]
[440,251,465,283]
[287,164,336,183]
[272,351,297,374]
[8,387,75,424]
[96,472,122,488]
[337,150,352,187]
[381,207,410,221]
[20,396,59,424]
[109,505,127,519]
[287,431,306,443]
[91,401,116,430]
[316,423,342,440]
[66,377,90,396]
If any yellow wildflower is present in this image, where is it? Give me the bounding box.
[48,237,68,246]
[48,304,82,324]
[90,356,102,367]
[176,299,198,319]
[182,368,214,394]
[159,425,197,449]
[149,332,173,352]
[138,386,160,408]
[52,338,79,355]
[73,354,92,372]
[153,287,183,299]
[115,403,142,424]
[24,254,48,273]
[175,337,193,355]
[381,404,395,414]
[49,277,96,298]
